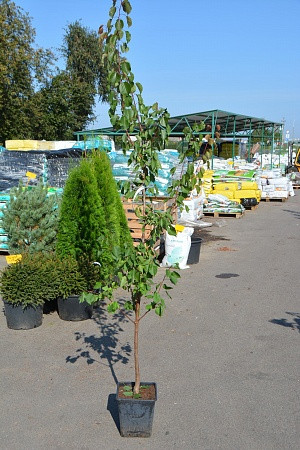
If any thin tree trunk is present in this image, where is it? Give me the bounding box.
[133,295,141,394]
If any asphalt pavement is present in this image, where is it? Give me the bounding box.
[0,193,299,449]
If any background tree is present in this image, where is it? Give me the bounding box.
[31,21,109,140]
[0,0,54,144]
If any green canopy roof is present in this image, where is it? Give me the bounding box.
[74,109,283,140]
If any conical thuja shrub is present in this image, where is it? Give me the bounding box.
[91,150,132,251]
[56,158,107,263]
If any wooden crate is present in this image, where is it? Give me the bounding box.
[122,197,174,245]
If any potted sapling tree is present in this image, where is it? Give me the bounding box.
[81,0,210,437]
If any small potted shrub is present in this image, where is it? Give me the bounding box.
[0,253,59,330]
[54,256,93,321]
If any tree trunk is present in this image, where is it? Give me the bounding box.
[133,295,141,394]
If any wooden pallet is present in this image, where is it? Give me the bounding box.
[292,185,300,189]
[244,204,259,211]
[203,211,244,218]
[260,197,287,202]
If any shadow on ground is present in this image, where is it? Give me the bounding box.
[283,209,300,219]
[66,304,132,385]
[269,312,300,333]
[194,228,230,243]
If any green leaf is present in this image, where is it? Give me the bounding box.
[122,0,132,14]
[123,385,132,391]
[107,301,119,313]
[109,6,116,18]
[169,271,180,285]
[124,300,133,310]
[123,391,133,397]
[136,82,143,93]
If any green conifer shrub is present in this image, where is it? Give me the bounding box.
[2,181,59,254]
[56,158,107,263]
[91,150,132,251]
[0,252,61,308]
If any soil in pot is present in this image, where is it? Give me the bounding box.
[3,301,43,330]
[116,382,157,438]
[57,295,92,321]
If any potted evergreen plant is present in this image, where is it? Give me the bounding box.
[0,253,59,330]
[2,180,59,254]
[56,149,133,320]
[54,256,93,321]
[81,0,210,437]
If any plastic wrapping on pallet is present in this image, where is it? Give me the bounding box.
[0,148,86,191]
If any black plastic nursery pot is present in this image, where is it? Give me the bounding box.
[57,295,92,321]
[3,301,43,330]
[116,382,157,438]
[187,237,202,265]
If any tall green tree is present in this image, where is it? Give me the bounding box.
[0,0,54,144]
[31,21,109,140]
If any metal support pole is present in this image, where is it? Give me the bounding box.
[261,125,265,167]
[211,111,216,170]
[232,116,236,162]
[247,120,252,162]
[271,126,275,169]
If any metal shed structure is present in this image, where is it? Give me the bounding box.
[74,109,283,167]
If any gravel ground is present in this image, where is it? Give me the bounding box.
[0,194,299,449]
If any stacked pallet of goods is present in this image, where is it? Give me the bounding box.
[256,169,294,200]
[202,168,261,211]
[108,149,184,197]
[203,194,245,217]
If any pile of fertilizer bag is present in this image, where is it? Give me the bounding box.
[204,193,245,214]
[108,149,186,196]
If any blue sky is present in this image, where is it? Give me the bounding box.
[16,0,300,138]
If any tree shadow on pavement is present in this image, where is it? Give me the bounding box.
[283,209,300,219]
[269,312,300,333]
[65,303,132,385]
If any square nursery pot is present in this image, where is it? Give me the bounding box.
[57,295,92,321]
[187,236,202,265]
[116,382,157,438]
[3,301,43,330]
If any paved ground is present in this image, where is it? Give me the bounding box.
[0,194,299,449]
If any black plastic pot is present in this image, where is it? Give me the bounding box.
[187,237,202,265]
[116,382,157,437]
[57,295,92,321]
[3,301,43,330]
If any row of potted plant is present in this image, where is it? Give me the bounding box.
[0,252,95,329]
[0,0,213,437]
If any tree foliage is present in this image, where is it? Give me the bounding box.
[31,21,109,140]
[0,2,109,142]
[0,0,54,144]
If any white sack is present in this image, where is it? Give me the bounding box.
[161,227,194,269]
